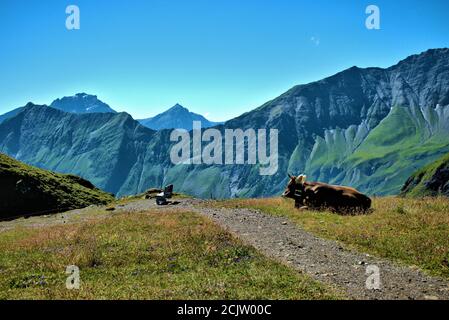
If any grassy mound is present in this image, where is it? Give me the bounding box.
[401,153,449,197]
[0,153,114,220]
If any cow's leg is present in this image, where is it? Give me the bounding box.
[294,198,308,211]
[294,198,301,208]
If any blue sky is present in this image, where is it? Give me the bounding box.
[0,0,448,121]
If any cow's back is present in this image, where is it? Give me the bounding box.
[304,181,371,212]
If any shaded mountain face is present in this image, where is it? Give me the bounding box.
[50,93,117,114]
[0,153,114,220]
[0,49,448,199]
[138,104,223,130]
[401,153,449,197]
[0,107,24,124]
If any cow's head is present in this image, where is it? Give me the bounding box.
[282,173,307,199]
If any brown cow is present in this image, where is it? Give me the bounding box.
[282,174,371,214]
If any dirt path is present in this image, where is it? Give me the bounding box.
[191,203,449,300]
[2,198,449,300]
[114,198,449,300]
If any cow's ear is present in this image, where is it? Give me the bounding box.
[288,173,293,179]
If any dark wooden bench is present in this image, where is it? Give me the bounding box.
[156,184,173,205]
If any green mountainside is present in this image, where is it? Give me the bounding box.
[307,105,449,195]
[401,152,449,197]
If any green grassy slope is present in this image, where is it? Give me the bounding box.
[401,152,449,197]
[0,153,114,219]
[305,106,449,195]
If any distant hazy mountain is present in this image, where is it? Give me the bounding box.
[1,48,448,199]
[0,107,25,124]
[50,93,117,114]
[138,104,223,130]
[0,93,116,125]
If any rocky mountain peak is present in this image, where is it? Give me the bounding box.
[169,103,187,111]
[50,93,117,114]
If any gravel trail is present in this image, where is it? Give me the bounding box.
[119,198,449,300]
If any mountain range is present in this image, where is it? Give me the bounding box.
[0,95,220,131]
[0,48,448,198]
[0,93,116,125]
[0,94,116,125]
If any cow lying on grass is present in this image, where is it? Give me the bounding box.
[282,174,372,214]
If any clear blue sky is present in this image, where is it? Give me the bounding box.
[0,0,448,121]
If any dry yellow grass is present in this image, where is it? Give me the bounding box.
[0,208,340,300]
[212,196,449,278]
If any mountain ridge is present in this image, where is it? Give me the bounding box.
[0,93,117,124]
